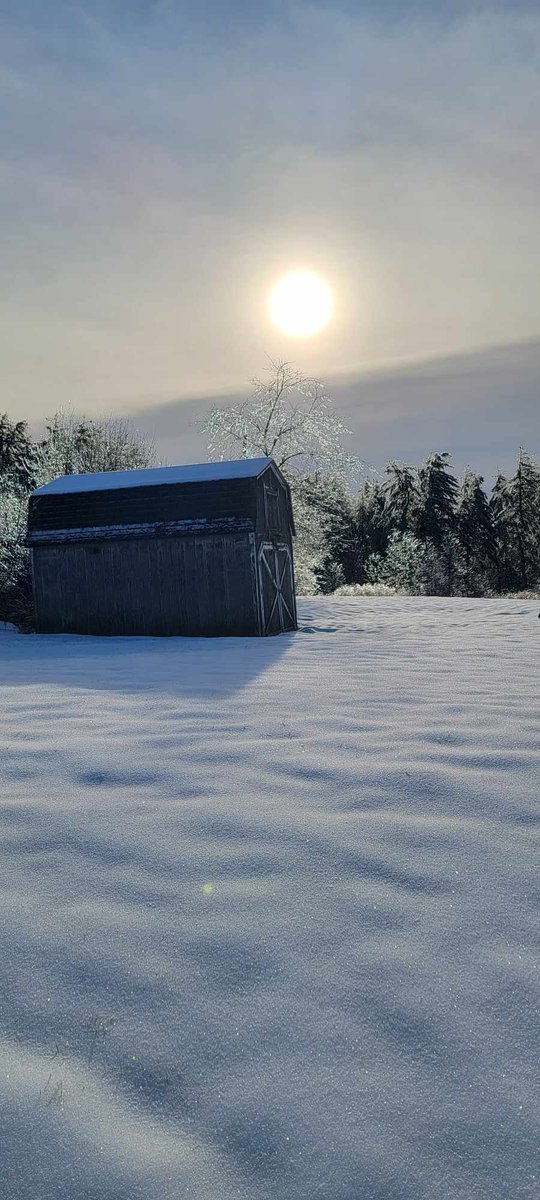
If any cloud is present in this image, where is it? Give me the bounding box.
[0,1,539,421]
[128,337,540,490]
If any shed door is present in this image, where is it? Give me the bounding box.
[258,543,296,635]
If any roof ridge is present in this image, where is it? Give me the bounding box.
[33,457,274,497]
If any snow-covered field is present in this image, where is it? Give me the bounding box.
[1,597,538,1200]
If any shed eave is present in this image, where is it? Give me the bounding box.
[26,515,256,546]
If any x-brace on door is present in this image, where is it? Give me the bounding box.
[258,543,296,634]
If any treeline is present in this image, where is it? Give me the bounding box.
[202,359,540,599]
[297,450,540,598]
[1,408,539,632]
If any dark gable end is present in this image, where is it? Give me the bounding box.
[27,459,296,545]
[27,477,258,544]
[258,462,296,537]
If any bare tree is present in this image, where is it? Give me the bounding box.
[37,412,158,486]
[204,358,366,484]
[204,359,378,595]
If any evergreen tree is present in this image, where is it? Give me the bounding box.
[414,452,458,548]
[365,531,436,595]
[455,471,496,595]
[0,415,39,494]
[412,453,459,594]
[311,473,357,588]
[489,473,516,593]
[0,490,33,627]
[289,471,357,594]
[287,475,328,596]
[499,449,540,590]
[0,539,33,628]
[381,462,419,533]
[352,481,388,583]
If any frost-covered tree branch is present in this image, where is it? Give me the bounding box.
[37,413,157,487]
[203,359,368,487]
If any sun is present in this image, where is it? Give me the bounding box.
[269,270,334,337]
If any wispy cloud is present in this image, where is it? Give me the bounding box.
[1,1,539,420]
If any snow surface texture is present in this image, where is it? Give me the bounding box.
[33,457,272,496]
[0,597,538,1200]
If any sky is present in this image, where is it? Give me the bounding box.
[1,0,539,478]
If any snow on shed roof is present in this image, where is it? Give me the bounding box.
[33,457,274,496]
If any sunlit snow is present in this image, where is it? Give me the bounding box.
[1,597,538,1199]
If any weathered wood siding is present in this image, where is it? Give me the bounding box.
[32,533,260,636]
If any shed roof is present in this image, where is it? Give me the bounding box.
[33,457,274,497]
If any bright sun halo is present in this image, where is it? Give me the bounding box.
[269,271,334,337]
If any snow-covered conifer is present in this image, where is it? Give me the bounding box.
[352,481,388,582]
[414,452,458,548]
[0,415,39,494]
[454,471,496,595]
[497,449,540,591]
[365,530,436,595]
[381,462,419,533]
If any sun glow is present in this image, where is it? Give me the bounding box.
[269,271,334,337]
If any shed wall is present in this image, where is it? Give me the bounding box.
[254,469,292,542]
[32,533,260,636]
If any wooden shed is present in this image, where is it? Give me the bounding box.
[26,457,297,637]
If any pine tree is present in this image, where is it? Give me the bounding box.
[352,481,388,583]
[489,473,515,593]
[312,473,357,587]
[500,449,540,590]
[365,531,436,595]
[287,475,328,596]
[289,471,357,594]
[414,452,458,548]
[0,539,33,628]
[455,471,496,595]
[0,415,38,494]
[412,453,459,594]
[0,490,33,627]
[381,462,419,533]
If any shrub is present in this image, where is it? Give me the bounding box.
[500,588,540,599]
[332,582,399,597]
